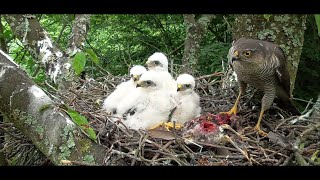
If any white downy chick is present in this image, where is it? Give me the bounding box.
[102,65,147,115]
[145,52,176,93]
[171,74,201,125]
[118,71,177,130]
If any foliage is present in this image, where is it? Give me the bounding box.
[86,14,186,77]
[198,42,231,74]
[315,14,320,37]
[2,14,319,102]
[66,108,97,143]
[72,52,87,75]
[196,15,233,75]
[294,15,320,102]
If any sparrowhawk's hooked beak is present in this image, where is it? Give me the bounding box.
[136,82,142,88]
[177,84,183,92]
[231,50,239,63]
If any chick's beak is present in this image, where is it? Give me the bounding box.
[133,75,139,81]
[231,50,239,63]
[136,82,141,88]
[145,61,152,69]
[177,84,183,92]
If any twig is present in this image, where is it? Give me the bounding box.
[294,152,309,166]
[57,18,68,43]
[167,42,185,56]
[195,72,224,81]
[292,97,315,105]
[60,159,98,166]
[300,122,320,137]
[151,140,174,161]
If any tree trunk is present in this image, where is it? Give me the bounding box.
[181,14,214,74]
[4,14,74,89]
[67,14,91,56]
[232,14,307,95]
[0,50,106,165]
[311,95,320,121]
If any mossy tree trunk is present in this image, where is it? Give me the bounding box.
[0,50,106,165]
[232,14,307,95]
[4,14,73,89]
[181,14,214,74]
[66,14,91,56]
[4,14,91,90]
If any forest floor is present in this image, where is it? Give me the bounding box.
[1,72,319,166]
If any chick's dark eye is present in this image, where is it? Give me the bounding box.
[146,81,151,84]
[185,84,191,88]
[154,61,160,65]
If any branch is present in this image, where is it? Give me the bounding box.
[67,14,91,56]
[4,14,73,87]
[0,50,106,165]
[197,14,215,30]
[56,16,69,44]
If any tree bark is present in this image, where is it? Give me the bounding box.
[181,14,214,74]
[4,14,74,89]
[311,95,320,121]
[67,14,91,56]
[232,14,307,95]
[0,50,106,165]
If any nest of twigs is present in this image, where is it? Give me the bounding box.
[59,72,320,166]
[1,72,319,166]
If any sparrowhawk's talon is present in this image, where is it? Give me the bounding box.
[253,126,268,137]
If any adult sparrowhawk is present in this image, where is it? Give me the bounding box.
[222,37,300,136]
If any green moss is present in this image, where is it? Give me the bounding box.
[38,103,52,112]
[12,109,38,126]
[283,26,294,37]
[263,14,272,22]
[44,138,49,147]
[257,29,275,41]
[77,138,91,154]
[274,15,290,23]
[58,125,76,160]
[83,155,95,164]
[35,125,44,136]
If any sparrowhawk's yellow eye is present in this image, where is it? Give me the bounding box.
[243,51,252,57]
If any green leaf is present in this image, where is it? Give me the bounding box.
[315,14,320,37]
[86,128,97,142]
[86,49,100,65]
[66,109,89,126]
[72,52,86,75]
[66,109,97,142]
[311,150,319,161]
